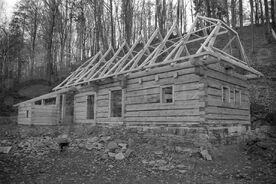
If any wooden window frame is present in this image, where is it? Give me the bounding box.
[160,85,174,104]
[109,88,124,118]
[43,97,56,106]
[234,89,241,105]
[26,110,29,118]
[221,86,231,103]
[86,93,96,120]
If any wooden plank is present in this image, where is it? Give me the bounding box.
[175,82,203,92]
[32,116,58,121]
[127,61,194,80]
[207,87,249,98]
[207,96,249,110]
[125,109,201,117]
[175,90,204,100]
[207,93,250,104]
[206,113,249,120]
[206,106,249,116]
[124,116,200,122]
[125,89,203,105]
[206,119,250,125]
[97,94,109,100]
[32,109,58,113]
[74,119,95,124]
[125,122,201,127]
[126,94,160,105]
[96,112,108,118]
[74,107,87,113]
[209,51,262,77]
[207,79,247,92]
[96,107,109,113]
[32,111,58,115]
[127,74,200,92]
[97,117,123,122]
[126,87,159,98]
[206,68,247,87]
[126,100,204,111]
[32,107,58,111]
[97,99,109,107]
[127,67,196,85]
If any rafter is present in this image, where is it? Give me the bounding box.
[53,16,262,91]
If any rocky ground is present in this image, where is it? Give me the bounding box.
[0,124,276,184]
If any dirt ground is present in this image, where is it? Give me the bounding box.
[0,124,276,184]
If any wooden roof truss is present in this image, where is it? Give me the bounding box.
[53,16,262,91]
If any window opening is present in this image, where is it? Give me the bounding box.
[34,100,42,105]
[44,97,56,105]
[234,89,241,105]
[222,86,230,102]
[161,86,173,103]
[110,90,122,117]
[87,94,95,119]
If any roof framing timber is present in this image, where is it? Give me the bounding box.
[53,16,263,91]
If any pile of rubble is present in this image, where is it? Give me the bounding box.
[16,136,59,156]
[74,135,135,160]
[1,126,214,167]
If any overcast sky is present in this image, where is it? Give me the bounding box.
[3,0,18,19]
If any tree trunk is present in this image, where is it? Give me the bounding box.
[156,0,166,36]
[44,0,58,84]
[190,0,194,22]
[205,0,211,17]
[271,0,276,30]
[110,0,115,48]
[18,17,26,83]
[231,0,236,28]
[147,0,151,39]
[259,0,264,24]
[122,0,133,45]
[155,0,158,29]
[224,0,230,25]
[239,0,243,27]
[249,0,254,53]
[264,0,270,25]
[255,0,259,24]
[30,7,38,79]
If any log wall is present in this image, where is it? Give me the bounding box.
[204,63,251,132]
[74,91,96,124]
[31,105,59,125]
[77,80,123,125]
[73,60,252,133]
[17,103,59,125]
[124,62,204,127]
[73,61,205,127]
[18,103,32,125]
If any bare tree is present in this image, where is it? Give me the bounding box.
[259,0,264,24]
[255,0,259,24]
[231,0,236,28]
[271,0,275,30]
[42,0,60,83]
[249,0,254,53]
[239,0,243,27]
[122,0,133,45]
